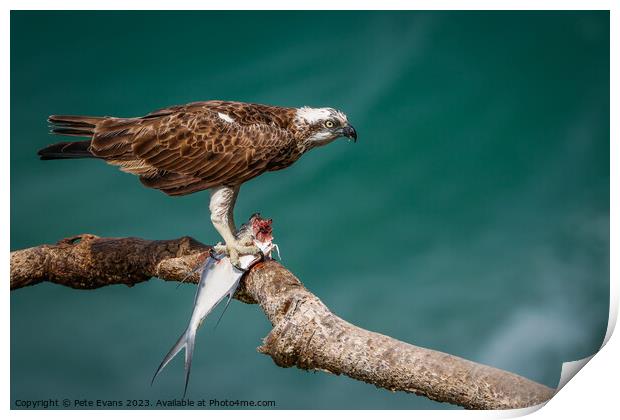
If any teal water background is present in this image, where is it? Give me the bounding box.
[10,11,609,409]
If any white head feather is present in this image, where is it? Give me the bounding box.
[295,106,348,125]
[294,106,350,144]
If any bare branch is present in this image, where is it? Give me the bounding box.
[10,234,555,409]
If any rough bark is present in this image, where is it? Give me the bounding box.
[10,233,555,409]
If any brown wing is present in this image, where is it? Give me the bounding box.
[89,101,298,196]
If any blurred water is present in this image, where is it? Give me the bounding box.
[10,11,609,409]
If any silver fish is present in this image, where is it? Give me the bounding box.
[151,216,276,397]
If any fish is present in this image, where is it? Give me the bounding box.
[151,214,277,397]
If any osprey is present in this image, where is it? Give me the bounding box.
[38,100,357,265]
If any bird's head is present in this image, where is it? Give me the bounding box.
[295,106,357,147]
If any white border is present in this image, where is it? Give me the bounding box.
[4,2,617,420]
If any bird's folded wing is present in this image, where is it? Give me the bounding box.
[88,103,294,195]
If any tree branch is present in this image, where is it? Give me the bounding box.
[10,233,555,409]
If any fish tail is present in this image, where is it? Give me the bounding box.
[151,326,197,398]
[183,329,196,398]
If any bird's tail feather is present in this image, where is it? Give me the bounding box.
[151,326,196,398]
[37,140,96,160]
[48,115,103,137]
[38,115,106,160]
[37,141,96,160]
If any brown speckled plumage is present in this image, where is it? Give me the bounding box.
[42,101,324,196]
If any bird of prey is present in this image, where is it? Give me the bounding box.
[38,100,357,265]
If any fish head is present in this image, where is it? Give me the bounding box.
[248,213,278,260]
[250,213,273,243]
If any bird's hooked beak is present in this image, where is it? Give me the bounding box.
[342,124,357,142]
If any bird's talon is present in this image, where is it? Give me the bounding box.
[210,240,261,270]
[236,234,255,247]
[213,243,227,255]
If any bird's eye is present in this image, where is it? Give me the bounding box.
[325,120,335,128]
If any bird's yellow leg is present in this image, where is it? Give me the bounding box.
[209,186,259,267]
